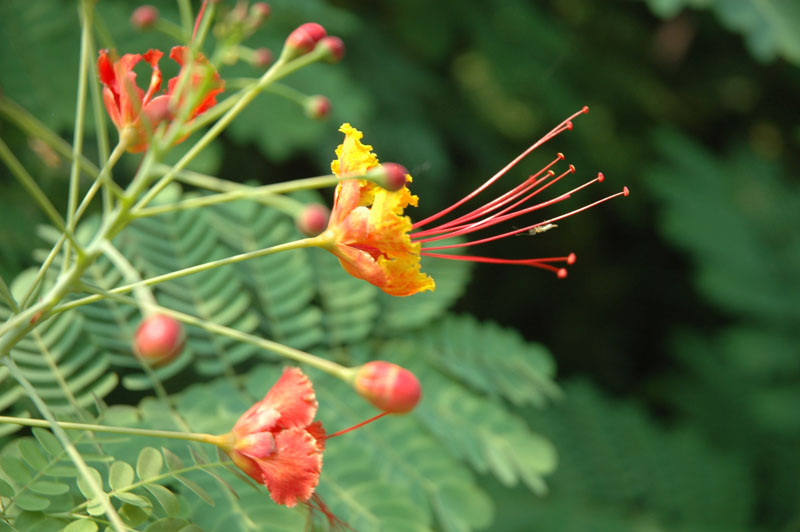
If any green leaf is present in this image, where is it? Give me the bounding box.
[32,427,62,456]
[28,480,69,496]
[63,520,98,532]
[162,446,184,471]
[136,447,163,481]
[174,475,215,507]
[119,503,152,527]
[144,518,198,532]
[0,455,32,483]
[14,493,50,511]
[114,490,152,508]
[108,461,135,491]
[0,478,14,497]
[75,467,103,499]
[17,438,49,470]
[145,483,180,516]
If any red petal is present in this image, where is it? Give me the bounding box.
[258,428,322,507]
[263,368,318,430]
[306,421,327,453]
[97,49,115,85]
[141,49,163,103]
[232,401,280,437]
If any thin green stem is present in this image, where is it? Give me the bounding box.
[0,137,83,253]
[72,142,127,228]
[85,13,112,216]
[0,415,217,445]
[65,0,93,272]
[177,0,193,40]
[53,236,326,314]
[16,141,125,311]
[100,241,158,310]
[264,82,309,107]
[74,286,355,382]
[1,358,127,532]
[135,45,330,211]
[0,97,100,180]
[148,166,343,210]
[0,275,19,312]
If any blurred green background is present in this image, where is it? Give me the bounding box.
[1,0,799,530]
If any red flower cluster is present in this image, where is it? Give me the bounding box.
[97,45,224,152]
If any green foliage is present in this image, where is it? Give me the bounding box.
[646,131,800,526]
[646,0,800,64]
[518,379,753,531]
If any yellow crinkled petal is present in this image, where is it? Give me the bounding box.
[326,123,436,297]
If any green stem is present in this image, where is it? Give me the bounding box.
[134,45,330,211]
[65,0,93,272]
[17,141,126,311]
[0,137,83,253]
[0,275,19,312]
[1,358,127,532]
[85,13,112,216]
[0,415,217,445]
[0,97,100,180]
[264,82,309,107]
[177,0,193,40]
[100,241,158,310]
[53,236,327,314]
[74,286,354,382]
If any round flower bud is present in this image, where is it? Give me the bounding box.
[133,314,185,367]
[252,47,273,69]
[305,95,331,120]
[363,163,409,191]
[284,23,327,59]
[354,361,421,414]
[319,36,345,63]
[130,5,159,30]
[251,2,271,22]
[296,203,330,236]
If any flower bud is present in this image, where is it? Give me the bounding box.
[251,2,271,22]
[363,163,409,191]
[296,203,330,236]
[130,5,159,30]
[354,361,421,414]
[305,95,331,120]
[284,23,327,59]
[133,314,185,367]
[319,36,345,63]
[252,47,273,69]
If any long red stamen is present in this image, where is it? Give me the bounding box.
[326,412,389,439]
[412,106,589,230]
[419,251,576,277]
[411,154,566,238]
[420,182,627,251]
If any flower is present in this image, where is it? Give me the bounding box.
[321,123,436,297]
[320,110,628,294]
[218,367,325,507]
[97,46,224,153]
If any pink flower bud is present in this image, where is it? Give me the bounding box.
[319,36,345,63]
[305,95,331,120]
[284,23,327,58]
[296,203,330,236]
[252,47,273,69]
[133,314,185,367]
[130,5,159,30]
[251,2,271,21]
[354,361,421,414]
[361,163,409,191]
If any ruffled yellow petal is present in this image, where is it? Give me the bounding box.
[326,124,435,296]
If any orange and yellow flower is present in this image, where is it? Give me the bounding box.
[322,124,435,297]
[319,112,628,292]
[97,46,223,153]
